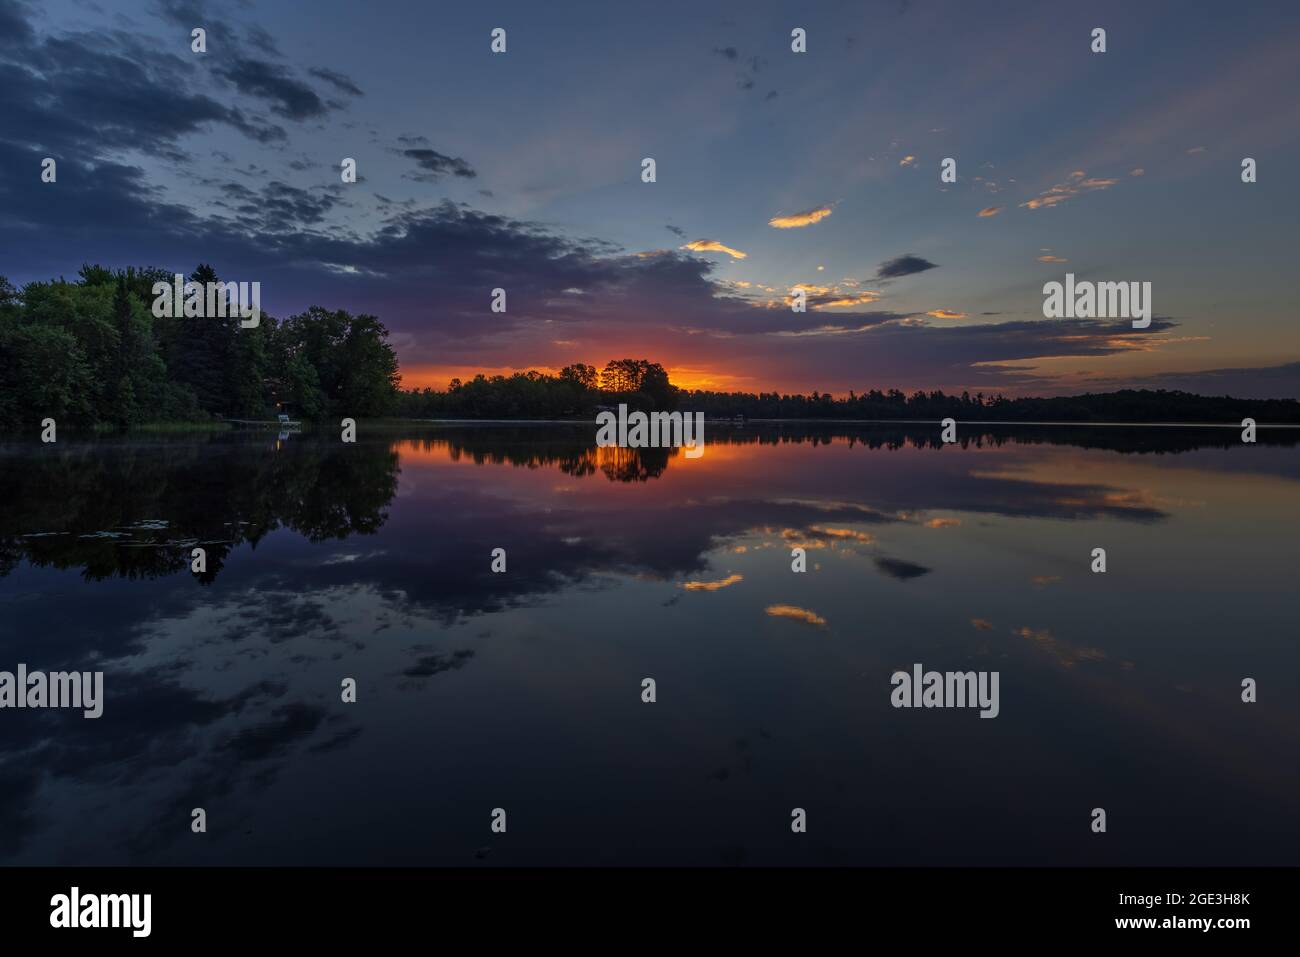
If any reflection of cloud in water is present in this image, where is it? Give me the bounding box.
[765,604,827,626]
[874,557,932,580]
[680,574,743,591]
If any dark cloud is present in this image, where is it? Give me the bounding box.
[246,23,280,56]
[712,46,738,60]
[665,224,686,238]
[309,67,363,97]
[153,0,237,45]
[0,26,285,160]
[400,148,476,182]
[0,0,34,47]
[215,57,333,120]
[875,254,939,280]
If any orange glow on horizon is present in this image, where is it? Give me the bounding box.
[398,362,759,393]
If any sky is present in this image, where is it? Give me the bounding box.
[2,0,1298,397]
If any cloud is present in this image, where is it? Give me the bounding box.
[875,254,938,280]
[712,46,739,61]
[1130,168,1145,176]
[977,206,1003,217]
[215,57,335,120]
[1186,146,1206,154]
[401,148,476,182]
[0,15,286,158]
[682,239,748,260]
[665,224,686,239]
[1037,255,1068,263]
[927,309,966,319]
[899,155,916,167]
[768,205,834,229]
[1020,171,1119,210]
[308,67,363,97]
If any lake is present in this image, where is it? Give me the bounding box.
[1,423,1297,865]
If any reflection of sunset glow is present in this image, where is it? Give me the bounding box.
[1013,626,1116,668]
[765,604,828,626]
[681,573,744,591]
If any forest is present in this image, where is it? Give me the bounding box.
[0,265,401,432]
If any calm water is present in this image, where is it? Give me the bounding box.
[1,424,1297,866]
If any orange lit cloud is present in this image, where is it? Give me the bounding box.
[1037,255,1068,263]
[927,309,967,319]
[768,205,834,228]
[925,517,962,527]
[977,206,1003,217]
[970,618,993,630]
[1020,171,1119,210]
[682,239,748,260]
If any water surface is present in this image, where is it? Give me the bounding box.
[1,424,1296,865]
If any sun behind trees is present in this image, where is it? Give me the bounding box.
[0,266,400,432]
[398,359,677,419]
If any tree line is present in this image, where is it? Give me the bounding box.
[0,265,400,432]
[674,387,1300,423]
[398,370,1299,424]
[396,358,676,419]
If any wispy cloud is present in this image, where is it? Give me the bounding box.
[768,205,834,229]
[1020,170,1119,210]
[682,239,748,260]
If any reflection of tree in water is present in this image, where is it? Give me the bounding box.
[410,429,673,482]
[0,436,399,582]
[411,420,1299,481]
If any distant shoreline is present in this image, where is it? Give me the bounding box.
[395,417,1300,429]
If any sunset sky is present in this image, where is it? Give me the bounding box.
[3,0,1298,397]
